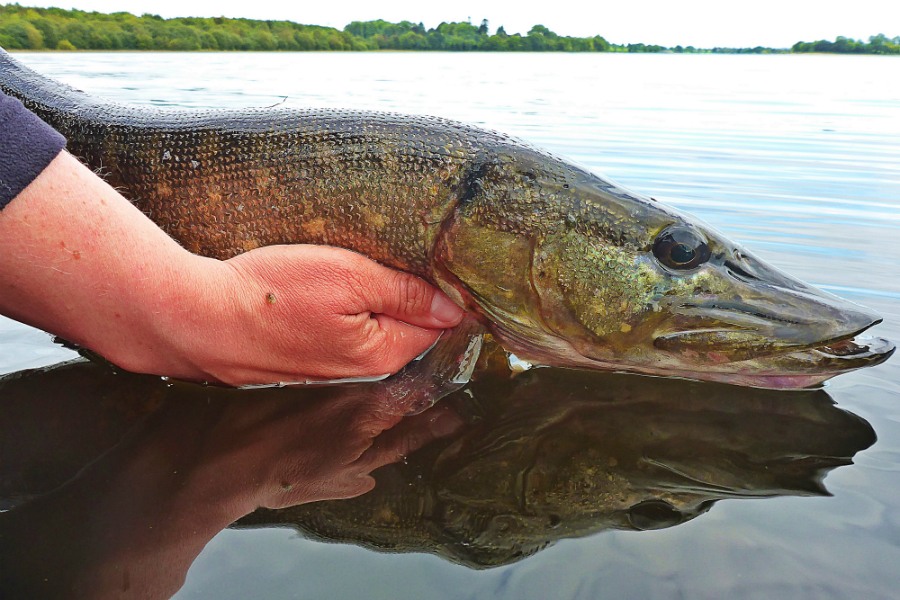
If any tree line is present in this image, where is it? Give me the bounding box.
[792,34,900,54]
[0,4,896,55]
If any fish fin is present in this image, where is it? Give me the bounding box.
[378,316,485,415]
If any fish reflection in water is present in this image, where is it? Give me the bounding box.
[240,346,876,568]
[0,343,876,596]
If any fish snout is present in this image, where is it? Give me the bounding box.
[747,286,881,348]
[725,250,883,346]
[658,250,885,361]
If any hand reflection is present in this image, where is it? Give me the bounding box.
[0,365,463,599]
[185,384,464,511]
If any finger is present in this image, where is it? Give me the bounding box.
[365,314,444,374]
[360,265,465,329]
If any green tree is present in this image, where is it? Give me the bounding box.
[251,29,277,50]
[0,20,44,48]
[397,30,428,49]
[162,24,202,50]
[29,16,60,48]
[293,30,315,50]
[528,24,556,37]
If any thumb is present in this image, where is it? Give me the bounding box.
[363,266,465,329]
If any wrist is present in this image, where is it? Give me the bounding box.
[91,250,227,383]
[29,238,225,384]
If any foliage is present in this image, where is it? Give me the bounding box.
[0,5,623,52]
[792,34,900,55]
[343,18,614,52]
[0,4,361,51]
[0,5,895,55]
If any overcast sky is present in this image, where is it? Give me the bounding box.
[21,1,900,48]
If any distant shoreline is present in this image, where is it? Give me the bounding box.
[0,5,897,55]
[9,49,899,56]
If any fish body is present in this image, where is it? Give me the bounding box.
[0,49,893,388]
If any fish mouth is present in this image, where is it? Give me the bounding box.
[721,333,895,389]
[809,335,894,361]
[651,327,895,389]
[645,279,896,388]
[495,321,894,391]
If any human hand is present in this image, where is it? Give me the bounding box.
[192,245,472,384]
[129,244,466,386]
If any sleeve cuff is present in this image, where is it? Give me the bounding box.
[0,91,67,210]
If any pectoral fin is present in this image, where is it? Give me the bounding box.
[379,316,485,415]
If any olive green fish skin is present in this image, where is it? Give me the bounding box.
[12,100,477,275]
[1,49,893,388]
[0,49,665,275]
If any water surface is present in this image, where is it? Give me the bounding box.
[1,52,899,599]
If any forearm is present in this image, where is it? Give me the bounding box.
[0,150,218,376]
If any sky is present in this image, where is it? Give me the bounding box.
[17,1,900,48]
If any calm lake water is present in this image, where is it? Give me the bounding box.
[1,52,899,599]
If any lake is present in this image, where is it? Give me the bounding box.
[1,52,899,599]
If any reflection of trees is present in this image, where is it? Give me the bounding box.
[241,363,876,569]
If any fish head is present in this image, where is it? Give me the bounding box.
[434,149,894,389]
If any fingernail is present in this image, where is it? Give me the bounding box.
[430,292,464,324]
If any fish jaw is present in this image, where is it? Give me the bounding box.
[690,335,896,389]
[489,323,894,390]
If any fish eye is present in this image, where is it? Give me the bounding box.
[652,226,711,270]
[627,499,683,530]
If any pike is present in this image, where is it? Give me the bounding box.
[0,49,893,389]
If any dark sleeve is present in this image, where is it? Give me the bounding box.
[0,89,67,210]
